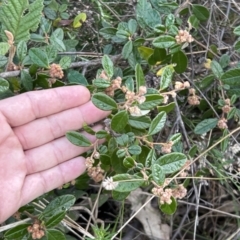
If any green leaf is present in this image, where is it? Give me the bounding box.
[153,35,176,48]
[128,19,138,35]
[21,70,33,91]
[4,224,29,239]
[211,60,223,79]
[66,131,92,147]
[188,15,200,29]
[169,133,182,145]
[30,33,46,43]
[148,111,167,135]
[160,197,177,215]
[221,68,240,86]
[111,110,129,132]
[233,26,240,36]
[59,56,71,69]
[46,229,66,240]
[29,48,49,68]
[44,7,57,20]
[194,118,218,134]
[235,41,240,52]
[17,41,27,62]
[113,174,144,192]
[139,94,163,110]
[125,77,134,92]
[219,54,230,68]
[50,35,66,51]
[0,42,10,55]
[172,51,188,74]
[199,75,215,89]
[128,115,151,129]
[67,70,88,86]
[96,130,109,139]
[157,102,175,114]
[0,55,8,67]
[92,93,117,111]
[135,63,145,92]
[45,211,66,228]
[156,153,187,174]
[82,123,95,135]
[145,149,156,168]
[148,48,167,65]
[152,164,165,185]
[102,55,114,79]
[138,46,154,61]
[123,156,135,169]
[116,134,129,146]
[165,13,175,27]
[160,65,175,90]
[44,45,57,63]
[117,149,126,158]
[112,191,130,201]
[0,0,44,43]
[0,77,9,93]
[122,41,133,59]
[99,27,117,39]
[73,12,87,28]
[192,4,210,21]
[100,154,111,165]
[128,145,142,155]
[92,78,111,88]
[40,195,75,220]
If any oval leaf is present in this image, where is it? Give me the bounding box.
[153,35,176,48]
[192,4,210,21]
[111,110,129,132]
[194,118,218,135]
[172,51,188,74]
[92,93,117,111]
[66,131,92,147]
[4,224,29,239]
[148,111,167,135]
[102,55,114,79]
[156,153,187,174]
[46,229,66,240]
[113,174,144,192]
[152,164,165,185]
[0,77,9,93]
[40,195,76,219]
[221,68,240,86]
[29,48,49,68]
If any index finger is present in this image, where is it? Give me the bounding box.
[0,86,90,127]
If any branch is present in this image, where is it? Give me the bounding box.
[0,54,122,79]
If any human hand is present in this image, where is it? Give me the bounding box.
[0,86,109,223]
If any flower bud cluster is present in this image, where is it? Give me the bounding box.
[174,81,190,90]
[188,88,200,106]
[27,222,45,239]
[49,63,64,79]
[85,156,105,182]
[152,184,187,205]
[124,86,147,116]
[217,118,228,129]
[105,76,122,97]
[222,98,231,114]
[175,30,194,44]
[161,141,174,154]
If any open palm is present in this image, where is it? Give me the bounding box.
[0,86,109,223]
